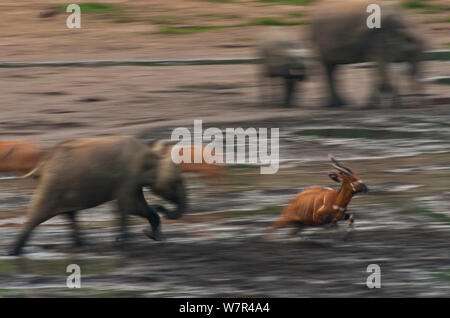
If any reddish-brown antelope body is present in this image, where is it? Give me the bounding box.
[271,154,368,237]
[0,141,43,174]
[177,145,226,181]
[152,141,226,182]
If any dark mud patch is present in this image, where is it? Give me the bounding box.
[78,97,107,103]
[147,89,192,94]
[0,257,122,276]
[0,131,37,136]
[214,44,255,49]
[22,91,68,96]
[178,83,248,91]
[40,109,77,114]
[114,118,168,128]
[0,215,448,297]
[0,112,449,297]
[4,74,35,79]
[39,9,60,19]
[430,97,450,105]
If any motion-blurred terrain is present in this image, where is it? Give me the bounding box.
[0,0,449,297]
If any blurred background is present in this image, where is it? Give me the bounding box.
[0,0,449,297]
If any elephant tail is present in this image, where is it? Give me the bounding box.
[21,164,42,179]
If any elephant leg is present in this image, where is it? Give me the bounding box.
[390,87,402,108]
[381,77,401,108]
[260,73,269,106]
[369,62,401,108]
[368,68,386,109]
[367,86,382,109]
[283,77,295,108]
[324,63,345,107]
[65,211,83,247]
[142,206,162,241]
[409,61,424,107]
[270,76,278,106]
[9,191,58,255]
[136,189,162,241]
[116,194,133,247]
[410,76,424,107]
[9,215,54,256]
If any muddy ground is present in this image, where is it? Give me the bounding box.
[0,109,449,297]
[0,0,449,297]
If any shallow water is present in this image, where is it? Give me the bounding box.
[0,107,449,297]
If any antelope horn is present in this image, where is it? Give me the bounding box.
[328,154,353,174]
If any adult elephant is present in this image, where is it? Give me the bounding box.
[311,0,426,108]
[9,136,187,255]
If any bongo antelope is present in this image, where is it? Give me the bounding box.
[269,154,368,239]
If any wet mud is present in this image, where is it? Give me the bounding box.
[0,108,449,297]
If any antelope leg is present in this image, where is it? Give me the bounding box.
[343,214,354,241]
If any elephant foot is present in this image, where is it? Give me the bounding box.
[325,98,345,108]
[73,238,84,247]
[143,228,163,241]
[7,244,23,256]
[7,238,26,255]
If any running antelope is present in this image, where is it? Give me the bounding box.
[269,154,368,239]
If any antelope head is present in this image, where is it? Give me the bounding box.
[328,154,368,194]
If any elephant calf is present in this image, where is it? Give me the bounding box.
[259,39,307,107]
[9,136,187,256]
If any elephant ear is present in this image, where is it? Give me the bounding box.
[150,140,170,156]
[141,149,163,172]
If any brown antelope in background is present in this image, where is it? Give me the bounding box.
[0,141,43,174]
[268,154,368,239]
[0,139,226,181]
[152,140,227,182]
